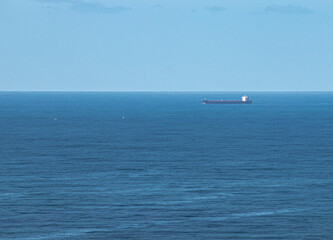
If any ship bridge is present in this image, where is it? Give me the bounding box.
[242,96,250,102]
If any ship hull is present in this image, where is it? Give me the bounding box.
[203,100,252,104]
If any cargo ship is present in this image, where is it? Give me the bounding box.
[202,95,252,104]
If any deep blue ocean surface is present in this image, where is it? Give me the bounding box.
[1,92,333,239]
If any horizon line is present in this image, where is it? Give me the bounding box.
[1,90,333,93]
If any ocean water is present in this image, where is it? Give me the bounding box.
[0,92,333,239]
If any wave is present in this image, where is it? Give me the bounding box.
[16,229,94,240]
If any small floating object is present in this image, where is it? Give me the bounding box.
[122,116,125,119]
[54,118,58,121]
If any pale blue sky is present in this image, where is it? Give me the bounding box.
[1,0,332,91]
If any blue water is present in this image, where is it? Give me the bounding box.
[1,92,333,239]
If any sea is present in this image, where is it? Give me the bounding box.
[0,92,333,239]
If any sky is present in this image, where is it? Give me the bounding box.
[1,0,333,91]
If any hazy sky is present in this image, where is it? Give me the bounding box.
[1,0,333,91]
